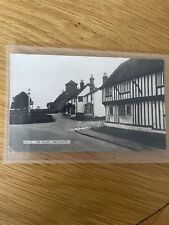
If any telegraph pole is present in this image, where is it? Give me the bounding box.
[27,88,31,114]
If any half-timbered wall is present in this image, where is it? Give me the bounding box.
[103,72,164,102]
[104,72,165,131]
[106,100,166,131]
[132,100,166,130]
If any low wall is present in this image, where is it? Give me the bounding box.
[10,110,55,124]
[10,110,31,124]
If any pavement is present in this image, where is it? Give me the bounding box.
[9,113,130,152]
[75,128,156,151]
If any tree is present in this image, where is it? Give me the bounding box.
[11,91,33,110]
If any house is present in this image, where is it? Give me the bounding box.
[66,80,90,119]
[83,75,105,118]
[66,75,105,119]
[47,91,67,112]
[47,80,78,112]
[101,59,165,133]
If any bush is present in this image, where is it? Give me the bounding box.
[30,114,55,123]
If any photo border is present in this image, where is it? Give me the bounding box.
[4,46,169,163]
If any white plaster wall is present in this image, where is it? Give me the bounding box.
[93,90,105,117]
[76,86,90,113]
[105,105,109,121]
[77,102,85,113]
[119,115,133,124]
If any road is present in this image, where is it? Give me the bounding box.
[9,113,129,152]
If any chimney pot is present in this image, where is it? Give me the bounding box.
[80,80,85,89]
[103,72,108,84]
[90,74,95,92]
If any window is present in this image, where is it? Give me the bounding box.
[120,82,130,93]
[105,87,112,96]
[119,105,125,116]
[84,105,87,113]
[85,103,93,114]
[156,73,163,87]
[119,105,131,116]
[110,106,114,115]
[105,88,109,96]
[78,96,83,102]
[89,104,94,114]
[126,105,131,115]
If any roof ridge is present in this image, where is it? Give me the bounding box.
[102,58,164,88]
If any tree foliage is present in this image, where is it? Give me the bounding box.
[11,92,33,110]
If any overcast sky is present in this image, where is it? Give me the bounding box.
[10,54,128,108]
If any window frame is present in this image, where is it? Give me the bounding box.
[156,72,164,88]
[109,106,114,115]
[118,104,132,116]
[78,96,83,102]
[126,105,131,115]
[120,81,130,94]
[119,105,126,116]
[105,87,112,97]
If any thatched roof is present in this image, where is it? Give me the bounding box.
[102,58,164,88]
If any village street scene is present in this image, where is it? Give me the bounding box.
[9,55,166,152]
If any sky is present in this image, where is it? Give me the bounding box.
[10,54,128,108]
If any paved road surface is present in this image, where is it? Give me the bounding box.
[9,113,130,152]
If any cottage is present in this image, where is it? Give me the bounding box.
[66,80,90,119]
[101,59,165,133]
[66,75,105,119]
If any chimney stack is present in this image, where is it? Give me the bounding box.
[90,74,95,92]
[103,72,108,84]
[80,80,85,89]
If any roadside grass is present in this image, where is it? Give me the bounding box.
[91,126,166,149]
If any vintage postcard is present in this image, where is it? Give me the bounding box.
[4,47,168,163]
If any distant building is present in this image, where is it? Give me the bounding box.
[47,80,78,112]
[101,59,165,133]
[66,75,105,119]
[47,91,67,112]
[65,81,90,119]
[65,80,78,95]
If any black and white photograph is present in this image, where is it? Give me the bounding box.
[8,52,166,156]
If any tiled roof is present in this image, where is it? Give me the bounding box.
[53,91,67,104]
[65,80,78,85]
